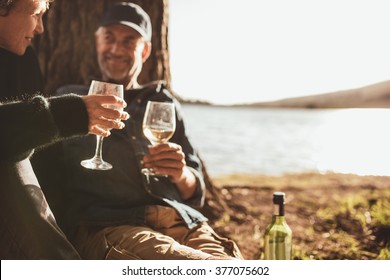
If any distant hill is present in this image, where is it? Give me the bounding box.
[238,80,390,108]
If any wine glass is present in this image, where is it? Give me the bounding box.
[141,101,176,175]
[80,80,123,171]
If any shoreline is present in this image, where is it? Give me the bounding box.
[211,171,390,188]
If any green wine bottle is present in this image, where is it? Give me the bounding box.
[263,192,292,260]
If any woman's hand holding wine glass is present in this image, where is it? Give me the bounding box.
[81,94,129,137]
[81,80,127,170]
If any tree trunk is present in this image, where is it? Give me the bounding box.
[199,159,231,220]
[33,0,229,221]
[34,0,170,96]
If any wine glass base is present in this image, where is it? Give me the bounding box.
[81,158,113,170]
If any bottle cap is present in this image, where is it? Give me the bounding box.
[273,192,285,205]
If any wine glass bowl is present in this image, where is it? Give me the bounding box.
[141,101,176,175]
[80,80,124,171]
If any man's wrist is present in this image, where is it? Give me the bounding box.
[175,167,197,200]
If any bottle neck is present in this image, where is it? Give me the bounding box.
[273,202,284,216]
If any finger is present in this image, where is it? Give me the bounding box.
[89,125,111,137]
[100,108,129,121]
[99,107,126,120]
[98,95,127,108]
[144,150,185,164]
[148,142,182,154]
[152,167,182,178]
[95,118,125,130]
[144,158,185,170]
[119,111,130,120]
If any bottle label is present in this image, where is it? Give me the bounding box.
[264,234,292,260]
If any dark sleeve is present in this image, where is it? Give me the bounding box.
[0,94,89,162]
[170,95,206,208]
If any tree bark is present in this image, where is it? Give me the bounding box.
[34,0,170,96]
[199,159,231,220]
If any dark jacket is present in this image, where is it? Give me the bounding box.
[0,47,86,259]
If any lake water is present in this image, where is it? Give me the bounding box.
[181,104,390,177]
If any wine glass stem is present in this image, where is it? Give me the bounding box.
[94,135,104,161]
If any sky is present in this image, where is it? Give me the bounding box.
[168,0,390,105]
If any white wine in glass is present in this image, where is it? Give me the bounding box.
[142,101,176,175]
[80,80,123,171]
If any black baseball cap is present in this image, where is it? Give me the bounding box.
[99,2,152,41]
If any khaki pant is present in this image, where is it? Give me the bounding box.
[73,205,243,260]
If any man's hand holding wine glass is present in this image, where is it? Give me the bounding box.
[143,142,197,200]
[141,101,196,200]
